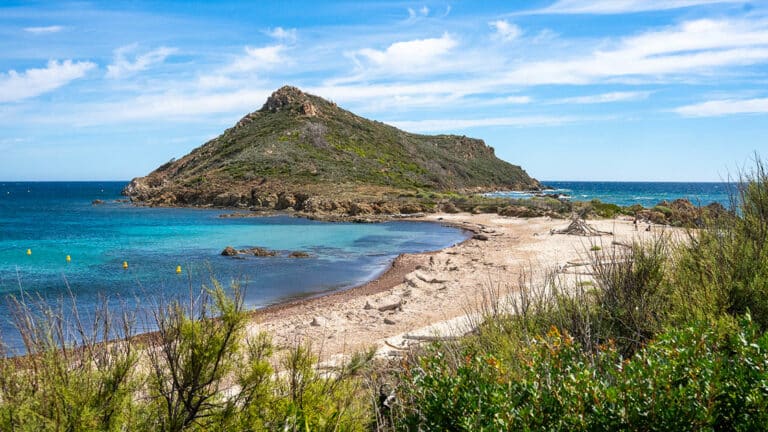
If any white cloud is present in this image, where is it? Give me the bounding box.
[310,81,477,106]
[502,19,768,85]
[553,91,651,104]
[479,95,533,106]
[67,89,273,125]
[0,60,96,103]
[501,95,532,104]
[389,115,581,132]
[194,44,289,91]
[309,80,530,112]
[196,74,238,89]
[106,44,176,79]
[24,25,63,34]
[226,45,286,73]
[490,20,521,42]
[333,17,768,102]
[407,6,430,19]
[531,0,745,15]
[351,33,457,75]
[268,27,297,42]
[675,97,768,117]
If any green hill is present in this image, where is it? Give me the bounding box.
[123,86,539,214]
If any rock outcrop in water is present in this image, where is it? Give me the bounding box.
[123,86,540,217]
[221,246,278,257]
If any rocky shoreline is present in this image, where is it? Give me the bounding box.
[124,179,728,228]
[123,177,466,220]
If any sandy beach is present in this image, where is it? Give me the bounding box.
[247,213,671,362]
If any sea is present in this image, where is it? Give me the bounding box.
[0,180,732,353]
[0,181,467,353]
[488,181,733,208]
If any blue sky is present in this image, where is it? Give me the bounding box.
[1,0,766,182]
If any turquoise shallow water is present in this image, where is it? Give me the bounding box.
[0,182,468,352]
[487,181,732,208]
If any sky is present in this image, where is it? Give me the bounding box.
[1,0,767,182]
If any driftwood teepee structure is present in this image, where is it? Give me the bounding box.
[551,213,612,236]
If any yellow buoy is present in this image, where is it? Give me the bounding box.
[66,255,71,263]
[176,265,182,274]
[26,249,31,256]
[123,261,128,269]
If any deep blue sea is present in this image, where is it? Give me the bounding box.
[488,181,732,208]
[0,182,467,353]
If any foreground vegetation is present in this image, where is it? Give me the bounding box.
[389,160,768,430]
[1,160,767,431]
[0,285,374,431]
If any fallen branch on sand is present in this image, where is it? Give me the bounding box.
[403,334,462,342]
[551,215,613,236]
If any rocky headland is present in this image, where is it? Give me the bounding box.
[123,86,540,219]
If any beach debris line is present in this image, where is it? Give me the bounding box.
[551,214,612,236]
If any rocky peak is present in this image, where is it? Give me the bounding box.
[261,85,318,116]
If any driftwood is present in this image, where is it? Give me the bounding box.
[564,259,631,268]
[384,340,410,351]
[559,257,632,274]
[403,334,461,342]
[414,272,448,284]
[551,215,613,236]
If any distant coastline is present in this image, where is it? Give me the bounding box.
[486,180,732,208]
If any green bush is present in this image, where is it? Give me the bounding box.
[0,282,373,432]
[590,199,623,218]
[394,315,768,431]
[673,159,768,327]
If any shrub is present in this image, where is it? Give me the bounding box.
[0,282,374,432]
[592,237,670,356]
[0,296,140,431]
[393,315,768,431]
[674,158,768,327]
[589,199,623,218]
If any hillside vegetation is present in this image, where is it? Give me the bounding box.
[123,86,539,215]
